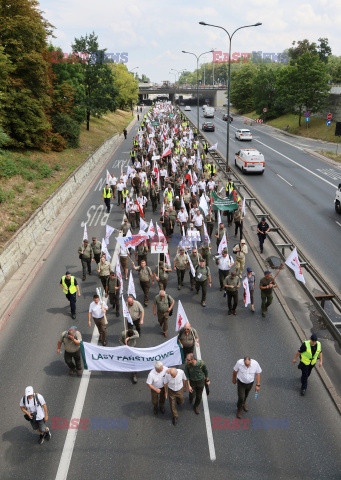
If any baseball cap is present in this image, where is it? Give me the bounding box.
[92,237,96,241]
[65,270,71,275]
[180,247,185,251]
[241,239,246,244]
[247,267,252,272]
[264,270,271,275]
[310,333,318,341]
[25,386,34,396]
[261,216,266,221]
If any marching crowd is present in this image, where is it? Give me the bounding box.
[21,102,322,440]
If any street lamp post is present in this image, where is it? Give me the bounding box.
[199,22,262,171]
[182,49,214,133]
[212,48,216,86]
[129,67,139,110]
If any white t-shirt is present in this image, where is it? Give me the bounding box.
[160,168,168,177]
[146,368,167,389]
[177,211,188,222]
[164,369,187,391]
[20,393,46,421]
[89,301,108,319]
[117,182,125,191]
[193,213,204,227]
[218,255,234,270]
[198,180,206,191]
[207,180,215,190]
[233,359,262,384]
[120,174,128,186]
[109,176,117,186]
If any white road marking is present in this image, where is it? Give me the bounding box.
[55,216,124,480]
[254,138,337,189]
[336,221,341,228]
[316,168,341,181]
[196,342,216,462]
[276,174,293,187]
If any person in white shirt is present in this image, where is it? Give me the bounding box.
[177,207,188,234]
[164,368,187,425]
[232,357,262,419]
[198,179,206,195]
[109,174,117,199]
[120,172,128,186]
[207,179,215,191]
[134,159,141,170]
[216,248,234,290]
[193,209,204,236]
[20,386,51,444]
[88,294,109,346]
[117,179,125,206]
[160,167,168,188]
[119,246,129,280]
[146,361,167,415]
[139,170,147,183]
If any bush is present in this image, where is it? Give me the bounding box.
[37,163,52,178]
[51,113,81,148]
[0,156,18,178]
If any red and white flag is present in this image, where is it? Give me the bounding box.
[162,146,171,158]
[243,276,251,307]
[242,197,246,216]
[208,143,218,151]
[139,217,148,231]
[285,247,306,284]
[106,169,111,183]
[105,224,115,245]
[135,199,144,218]
[101,238,111,262]
[175,300,189,332]
[156,222,166,241]
[147,219,155,238]
[83,224,88,241]
[218,233,228,255]
[185,171,192,185]
[186,253,196,277]
[217,210,222,225]
[121,295,133,325]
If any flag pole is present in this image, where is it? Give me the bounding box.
[272,263,285,281]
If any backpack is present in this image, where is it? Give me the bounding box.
[22,393,42,421]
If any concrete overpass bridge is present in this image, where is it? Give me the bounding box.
[138,85,227,106]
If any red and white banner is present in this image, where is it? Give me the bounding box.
[243,276,251,307]
[156,222,166,242]
[162,147,171,158]
[101,238,111,262]
[147,219,156,238]
[175,300,189,332]
[218,233,228,255]
[285,247,306,284]
[105,225,115,245]
[116,232,149,250]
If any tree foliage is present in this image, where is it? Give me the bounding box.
[230,63,257,113]
[110,63,138,110]
[72,32,118,131]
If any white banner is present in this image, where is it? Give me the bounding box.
[139,217,148,231]
[217,210,222,225]
[128,271,136,298]
[242,197,246,216]
[150,243,168,254]
[199,195,209,216]
[285,247,306,284]
[175,300,189,332]
[186,253,196,277]
[83,224,88,241]
[101,238,111,262]
[105,225,115,245]
[81,336,183,372]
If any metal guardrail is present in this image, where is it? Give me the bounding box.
[182,110,341,346]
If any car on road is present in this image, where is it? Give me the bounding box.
[235,148,264,174]
[235,129,252,141]
[184,106,191,111]
[202,122,215,132]
[223,114,233,122]
[204,107,215,118]
[335,183,341,213]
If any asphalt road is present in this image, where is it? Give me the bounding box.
[0,111,340,480]
[182,106,341,292]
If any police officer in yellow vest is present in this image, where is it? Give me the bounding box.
[210,163,216,177]
[131,149,136,165]
[103,184,112,213]
[293,334,322,396]
[203,142,209,154]
[59,271,80,319]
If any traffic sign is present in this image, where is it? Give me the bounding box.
[304,111,310,118]
[327,113,332,120]
[305,117,310,122]
[326,120,331,126]
[263,107,268,113]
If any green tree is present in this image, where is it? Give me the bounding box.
[138,73,150,83]
[277,53,330,126]
[230,63,257,113]
[0,0,54,149]
[110,63,138,110]
[288,39,317,63]
[72,32,118,131]
[317,38,332,64]
[252,64,285,118]
[327,55,341,83]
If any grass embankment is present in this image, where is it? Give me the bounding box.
[315,150,341,162]
[0,110,133,250]
[243,111,339,143]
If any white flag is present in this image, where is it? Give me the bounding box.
[128,270,136,298]
[285,247,306,284]
[175,300,189,332]
[217,210,222,225]
[139,217,148,231]
[106,169,111,183]
[126,228,135,250]
[203,223,211,244]
[186,253,196,277]
[116,257,123,294]
[243,276,251,307]
[83,224,88,241]
[181,196,186,210]
[147,219,156,238]
[208,143,217,151]
[242,197,246,216]
[199,195,209,217]
[105,224,115,245]
[122,295,134,325]
[156,222,166,241]
[101,238,111,262]
[165,251,171,266]
[218,233,227,255]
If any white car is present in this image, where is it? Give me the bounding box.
[184,106,191,111]
[235,149,264,174]
[235,129,252,141]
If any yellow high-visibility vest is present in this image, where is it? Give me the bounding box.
[61,275,77,294]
